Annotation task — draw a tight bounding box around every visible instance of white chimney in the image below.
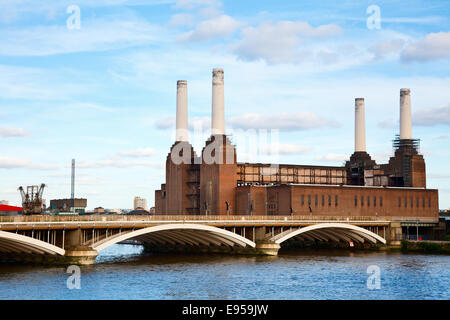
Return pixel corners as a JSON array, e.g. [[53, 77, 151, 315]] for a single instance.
[[354, 98, 366, 152], [400, 88, 412, 139], [211, 68, 225, 135], [176, 80, 188, 142]]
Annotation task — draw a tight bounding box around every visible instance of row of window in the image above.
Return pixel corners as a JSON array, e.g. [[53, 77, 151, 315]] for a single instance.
[[398, 197, 431, 208], [355, 196, 383, 207], [301, 194, 338, 207], [298, 194, 433, 209]]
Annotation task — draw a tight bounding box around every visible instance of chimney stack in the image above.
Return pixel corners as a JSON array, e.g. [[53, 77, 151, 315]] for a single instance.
[[211, 68, 225, 135], [354, 98, 366, 152], [400, 88, 412, 139], [176, 80, 188, 142]]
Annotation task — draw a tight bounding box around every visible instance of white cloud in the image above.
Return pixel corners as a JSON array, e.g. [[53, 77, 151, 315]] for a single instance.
[[228, 112, 339, 131], [0, 127, 29, 137], [156, 112, 338, 132], [377, 119, 395, 129], [428, 173, 450, 179], [0, 0, 174, 23], [0, 156, 31, 169], [155, 116, 210, 130], [174, 0, 221, 10], [401, 32, 450, 62], [0, 17, 163, 56], [67, 102, 117, 113], [315, 153, 348, 163], [155, 117, 176, 129], [118, 148, 157, 157], [370, 39, 406, 60], [0, 64, 93, 100], [234, 21, 343, 64], [341, 15, 444, 25], [178, 15, 243, 42], [0, 156, 58, 170], [77, 159, 164, 169], [261, 143, 313, 155], [413, 104, 450, 126], [168, 13, 195, 27]]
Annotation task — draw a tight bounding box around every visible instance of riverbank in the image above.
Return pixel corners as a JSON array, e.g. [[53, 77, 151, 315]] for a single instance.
[[401, 240, 450, 254]]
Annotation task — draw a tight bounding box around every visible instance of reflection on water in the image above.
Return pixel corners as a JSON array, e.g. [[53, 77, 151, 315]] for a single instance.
[[0, 244, 449, 300]]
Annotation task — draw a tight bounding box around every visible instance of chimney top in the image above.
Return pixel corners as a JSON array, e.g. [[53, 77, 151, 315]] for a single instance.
[[177, 80, 187, 86], [400, 88, 410, 95]]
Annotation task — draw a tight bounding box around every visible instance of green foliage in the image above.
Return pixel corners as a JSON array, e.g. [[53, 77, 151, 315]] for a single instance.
[[417, 241, 441, 252], [401, 240, 409, 251]]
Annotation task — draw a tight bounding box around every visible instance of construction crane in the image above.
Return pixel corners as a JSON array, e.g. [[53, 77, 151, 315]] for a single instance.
[[18, 184, 46, 215]]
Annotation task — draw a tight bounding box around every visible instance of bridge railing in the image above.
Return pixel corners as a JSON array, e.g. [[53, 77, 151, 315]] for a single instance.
[[0, 214, 438, 223]]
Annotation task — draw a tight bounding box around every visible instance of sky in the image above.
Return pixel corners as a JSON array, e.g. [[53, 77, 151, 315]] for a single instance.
[[0, 0, 449, 210]]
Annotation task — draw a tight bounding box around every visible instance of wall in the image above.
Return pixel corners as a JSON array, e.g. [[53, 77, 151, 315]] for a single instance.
[[235, 186, 267, 215], [288, 185, 438, 220], [199, 135, 237, 215]]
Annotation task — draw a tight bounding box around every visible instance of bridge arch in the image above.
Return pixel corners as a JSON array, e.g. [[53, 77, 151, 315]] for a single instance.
[[0, 230, 65, 256], [92, 224, 256, 252], [271, 223, 386, 245]]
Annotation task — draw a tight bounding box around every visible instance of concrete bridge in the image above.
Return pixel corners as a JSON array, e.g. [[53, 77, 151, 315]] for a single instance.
[[0, 215, 435, 264]]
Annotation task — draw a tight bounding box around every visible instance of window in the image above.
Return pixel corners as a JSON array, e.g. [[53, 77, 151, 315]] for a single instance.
[[335, 195, 338, 207], [404, 197, 407, 208], [301, 195, 304, 206], [308, 195, 311, 206], [367, 196, 370, 207], [428, 197, 431, 208], [315, 195, 318, 206], [361, 196, 364, 206], [398, 197, 401, 207], [328, 195, 332, 206], [322, 195, 325, 206], [374, 196, 377, 207], [410, 197, 413, 208], [380, 196, 383, 207], [416, 198, 419, 208], [354, 196, 358, 207], [422, 197, 425, 208]]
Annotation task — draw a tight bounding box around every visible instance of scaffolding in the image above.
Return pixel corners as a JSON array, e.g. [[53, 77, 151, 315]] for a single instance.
[[392, 135, 420, 155], [237, 163, 347, 186]]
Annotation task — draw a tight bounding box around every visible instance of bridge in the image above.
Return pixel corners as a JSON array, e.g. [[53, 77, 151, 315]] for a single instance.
[[0, 215, 436, 264]]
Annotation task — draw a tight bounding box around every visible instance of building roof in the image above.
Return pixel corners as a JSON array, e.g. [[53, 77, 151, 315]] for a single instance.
[[0, 205, 23, 212], [127, 209, 151, 215]]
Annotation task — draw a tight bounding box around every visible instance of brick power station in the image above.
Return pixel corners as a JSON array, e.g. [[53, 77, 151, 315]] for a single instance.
[[155, 69, 438, 221]]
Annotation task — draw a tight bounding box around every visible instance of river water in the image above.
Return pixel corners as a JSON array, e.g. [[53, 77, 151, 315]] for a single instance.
[[0, 244, 448, 300]]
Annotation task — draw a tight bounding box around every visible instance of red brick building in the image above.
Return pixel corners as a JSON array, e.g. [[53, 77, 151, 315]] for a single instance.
[[155, 70, 438, 222]]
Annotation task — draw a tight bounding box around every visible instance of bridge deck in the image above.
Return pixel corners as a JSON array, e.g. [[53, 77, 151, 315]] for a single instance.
[[0, 215, 437, 231]]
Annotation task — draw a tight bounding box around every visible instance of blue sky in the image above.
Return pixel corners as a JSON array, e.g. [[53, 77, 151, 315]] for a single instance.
[[0, 0, 449, 210]]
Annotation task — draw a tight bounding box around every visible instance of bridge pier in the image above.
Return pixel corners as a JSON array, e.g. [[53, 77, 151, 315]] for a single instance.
[[64, 248, 98, 265], [63, 229, 98, 265], [254, 241, 281, 256], [388, 222, 403, 248]]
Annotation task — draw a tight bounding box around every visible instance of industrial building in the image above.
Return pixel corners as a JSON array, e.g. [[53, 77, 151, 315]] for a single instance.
[[134, 196, 148, 210], [155, 69, 438, 221], [49, 198, 87, 214], [48, 159, 88, 214], [0, 205, 23, 216]]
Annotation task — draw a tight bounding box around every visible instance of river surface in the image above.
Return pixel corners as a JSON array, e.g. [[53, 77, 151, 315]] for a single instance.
[[0, 245, 449, 300]]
